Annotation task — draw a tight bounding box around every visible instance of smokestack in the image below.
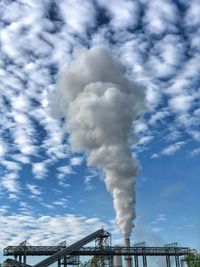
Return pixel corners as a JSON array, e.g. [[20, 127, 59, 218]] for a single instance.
[[114, 246, 122, 267], [114, 255, 122, 267], [125, 238, 132, 267]]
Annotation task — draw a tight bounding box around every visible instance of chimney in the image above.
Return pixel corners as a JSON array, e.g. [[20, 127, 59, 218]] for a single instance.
[[114, 255, 122, 267], [124, 238, 132, 267], [114, 246, 122, 267]]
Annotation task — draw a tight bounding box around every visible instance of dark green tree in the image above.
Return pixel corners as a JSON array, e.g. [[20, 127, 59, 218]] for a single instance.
[[184, 253, 200, 267], [79, 256, 102, 267]]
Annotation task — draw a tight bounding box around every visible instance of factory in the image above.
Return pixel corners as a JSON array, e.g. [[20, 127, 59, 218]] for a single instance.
[[3, 229, 191, 267]]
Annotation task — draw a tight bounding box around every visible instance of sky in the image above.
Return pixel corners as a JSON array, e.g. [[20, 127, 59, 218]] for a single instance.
[[0, 0, 200, 265]]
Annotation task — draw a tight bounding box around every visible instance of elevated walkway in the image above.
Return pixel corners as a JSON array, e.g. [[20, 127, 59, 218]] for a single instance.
[[3, 228, 191, 267]]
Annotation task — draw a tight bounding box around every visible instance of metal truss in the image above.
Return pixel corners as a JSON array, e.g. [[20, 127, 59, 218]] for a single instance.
[[3, 229, 192, 267], [70, 245, 190, 256], [94, 230, 113, 267], [4, 245, 190, 257]]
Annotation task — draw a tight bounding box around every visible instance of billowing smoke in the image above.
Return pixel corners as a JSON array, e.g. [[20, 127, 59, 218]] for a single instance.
[[50, 46, 145, 238]]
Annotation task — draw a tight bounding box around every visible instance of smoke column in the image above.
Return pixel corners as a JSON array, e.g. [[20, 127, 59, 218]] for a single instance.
[[50, 46, 145, 238]]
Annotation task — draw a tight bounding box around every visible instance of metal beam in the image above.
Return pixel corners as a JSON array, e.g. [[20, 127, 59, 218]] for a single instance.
[[4, 246, 191, 257], [3, 259, 31, 267], [33, 229, 109, 267]]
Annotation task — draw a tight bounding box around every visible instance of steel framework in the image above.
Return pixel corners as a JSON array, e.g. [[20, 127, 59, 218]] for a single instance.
[[3, 229, 192, 267]]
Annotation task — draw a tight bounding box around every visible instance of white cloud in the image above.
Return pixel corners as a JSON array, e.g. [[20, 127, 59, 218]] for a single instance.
[[1, 160, 21, 171], [162, 141, 186, 156], [32, 162, 48, 179], [52, 198, 68, 207], [184, 0, 200, 28], [57, 173, 71, 188], [84, 169, 99, 191], [11, 127, 37, 156], [157, 214, 167, 222], [27, 184, 42, 196], [12, 154, 30, 164], [98, 0, 139, 30], [151, 214, 167, 226], [21, 145, 37, 155], [138, 135, 154, 145], [190, 148, 200, 157], [149, 110, 170, 125], [165, 129, 182, 142], [169, 94, 195, 113], [59, 0, 96, 34], [0, 214, 108, 249], [151, 153, 159, 159], [0, 141, 7, 158], [70, 156, 83, 166], [143, 0, 178, 34], [57, 165, 74, 174], [1, 173, 20, 194], [188, 130, 200, 141], [145, 84, 162, 110], [148, 34, 185, 78], [0, 205, 10, 215], [134, 121, 148, 134]]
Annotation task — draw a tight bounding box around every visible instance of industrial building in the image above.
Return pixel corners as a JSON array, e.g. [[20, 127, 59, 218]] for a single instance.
[[3, 228, 191, 267]]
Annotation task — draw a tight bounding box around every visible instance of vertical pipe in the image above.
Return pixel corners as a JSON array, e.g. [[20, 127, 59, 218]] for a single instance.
[[142, 255, 147, 267], [180, 259, 184, 267], [125, 238, 132, 267], [175, 256, 180, 267], [134, 256, 139, 267], [166, 255, 171, 267]]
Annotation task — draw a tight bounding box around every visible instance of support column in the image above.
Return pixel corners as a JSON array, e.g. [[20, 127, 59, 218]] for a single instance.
[[166, 255, 171, 267], [180, 259, 184, 267], [58, 259, 61, 267], [23, 255, 26, 265], [175, 256, 180, 267], [63, 257, 67, 267], [142, 255, 147, 267], [125, 256, 132, 267], [23, 247, 27, 265], [19, 255, 22, 262], [134, 256, 139, 267]]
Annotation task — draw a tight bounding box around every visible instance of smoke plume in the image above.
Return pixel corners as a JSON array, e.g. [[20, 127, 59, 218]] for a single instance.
[[50, 46, 145, 238]]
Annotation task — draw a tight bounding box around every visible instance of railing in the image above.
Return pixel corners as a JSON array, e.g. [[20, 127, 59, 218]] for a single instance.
[[4, 245, 191, 257]]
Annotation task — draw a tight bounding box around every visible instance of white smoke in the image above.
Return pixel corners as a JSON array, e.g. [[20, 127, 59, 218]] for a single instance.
[[50, 46, 145, 238]]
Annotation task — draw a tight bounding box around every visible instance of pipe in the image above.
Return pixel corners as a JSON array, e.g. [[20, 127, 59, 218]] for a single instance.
[[114, 246, 122, 267], [114, 255, 122, 267], [124, 238, 132, 267]]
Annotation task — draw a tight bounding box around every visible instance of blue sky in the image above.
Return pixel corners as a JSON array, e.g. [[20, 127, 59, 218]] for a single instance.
[[0, 0, 200, 264]]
